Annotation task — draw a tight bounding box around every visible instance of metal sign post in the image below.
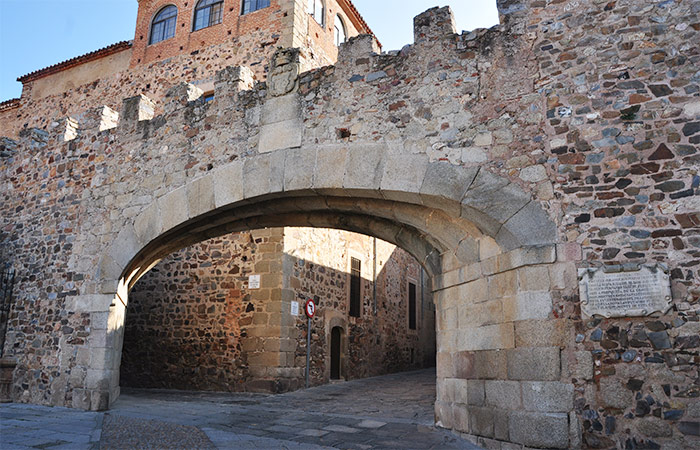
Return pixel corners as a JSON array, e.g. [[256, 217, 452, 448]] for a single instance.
[[304, 298, 315, 388]]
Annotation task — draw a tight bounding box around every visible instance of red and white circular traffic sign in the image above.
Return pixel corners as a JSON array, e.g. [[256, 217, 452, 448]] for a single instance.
[[305, 298, 316, 318]]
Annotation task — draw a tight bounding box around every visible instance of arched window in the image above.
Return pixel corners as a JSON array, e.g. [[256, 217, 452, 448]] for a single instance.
[[308, 0, 325, 26], [193, 0, 223, 31], [242, 0, 270, 15], [334, 15, 346, 46], [150, 5, 178, 44]]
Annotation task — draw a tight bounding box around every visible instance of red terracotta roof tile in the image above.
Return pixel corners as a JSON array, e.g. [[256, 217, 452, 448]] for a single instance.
[[17, 41, 133, 84], [0, 98, 20, 112], [340, 0, 381, 48]]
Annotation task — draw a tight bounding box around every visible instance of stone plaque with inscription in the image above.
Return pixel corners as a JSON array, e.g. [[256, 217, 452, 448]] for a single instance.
[[578, 264, 672, 318]]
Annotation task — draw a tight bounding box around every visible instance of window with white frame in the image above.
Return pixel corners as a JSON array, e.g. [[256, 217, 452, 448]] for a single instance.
[[308, 0, 325, 26], [150, 5, 178, 45], [193, 0, 223, 31], [334, 14, 346, 46], [242, 0, 270, 15]]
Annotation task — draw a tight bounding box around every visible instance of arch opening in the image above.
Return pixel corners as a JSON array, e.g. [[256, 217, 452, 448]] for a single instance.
[[83, 155, 570, 447], [119, 224, 437, 394]]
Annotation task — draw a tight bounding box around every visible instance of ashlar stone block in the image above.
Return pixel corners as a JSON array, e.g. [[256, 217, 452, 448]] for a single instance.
[[515, 319, 568, 348], [243, 154, 272, 199], [468, 406, 495, 438], [507, 347, 561, 381], [284, 147, 315, 193], [420, 162, 479, 217], [109, 225, 141, 269], [133, 202, 162, 246], [380, 151, 428, 204], [521, 381, 574, 413], [485, 380, 522, 409], [497, 201, 557, 250], [258, 119, 303, 153], [503, 291, 552, 322], [212, 160, 244, 208], [343, 144, 387, 195], [158, 186, 189, 233], [186, 175, 215, 219], [461, 170, 530, 237], [509, 411, 569, 449]]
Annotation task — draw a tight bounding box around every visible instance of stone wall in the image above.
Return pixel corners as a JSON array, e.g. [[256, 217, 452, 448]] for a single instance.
[[121, 229, 277, 392], [120, 227, 434, 393], [0, 0, 367, 139], [284, 227, 435, 385], [0, 2, 698, 449], [0, 26, 279, 138]]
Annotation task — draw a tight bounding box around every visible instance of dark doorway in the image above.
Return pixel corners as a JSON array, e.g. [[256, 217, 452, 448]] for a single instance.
[[331, 326, 342, 380]]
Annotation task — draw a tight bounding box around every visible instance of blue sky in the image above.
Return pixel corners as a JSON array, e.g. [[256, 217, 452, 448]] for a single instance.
[[0, 1, 499, 101]]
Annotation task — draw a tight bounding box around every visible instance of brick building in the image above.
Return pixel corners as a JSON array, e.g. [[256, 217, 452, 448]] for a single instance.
[[0, 0, 373, 138]]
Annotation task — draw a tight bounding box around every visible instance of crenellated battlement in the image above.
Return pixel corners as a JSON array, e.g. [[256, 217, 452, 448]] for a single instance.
[[1, 5, 514, 154], [1, 3, 699, 449]]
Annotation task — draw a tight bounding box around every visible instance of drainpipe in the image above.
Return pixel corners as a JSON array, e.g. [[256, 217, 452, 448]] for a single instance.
[[373, 237, 377, 315]]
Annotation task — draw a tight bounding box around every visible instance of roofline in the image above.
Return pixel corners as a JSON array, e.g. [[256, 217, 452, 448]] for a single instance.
[[17, 41, 133, 84], [0, 98, 20, 112], [338, 0, 381, 49]]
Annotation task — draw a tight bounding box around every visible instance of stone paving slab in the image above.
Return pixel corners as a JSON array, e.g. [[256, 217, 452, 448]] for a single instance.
[[0, 403, 102, 449], [0, 369, 481, 449]]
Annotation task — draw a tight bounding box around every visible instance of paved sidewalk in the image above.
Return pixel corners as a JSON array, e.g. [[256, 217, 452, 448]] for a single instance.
[[1, 369, 481, 449], [0, 403, 102, 449]]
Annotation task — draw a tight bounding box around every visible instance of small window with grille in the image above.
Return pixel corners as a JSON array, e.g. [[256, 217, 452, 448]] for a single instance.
[[194, 0, 224, 31], [349, 257, 361, 317], [150, 5, 178, 45]]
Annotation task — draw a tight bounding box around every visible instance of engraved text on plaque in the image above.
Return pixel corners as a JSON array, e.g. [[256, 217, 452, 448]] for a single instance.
[[578, 265, 672, 318]]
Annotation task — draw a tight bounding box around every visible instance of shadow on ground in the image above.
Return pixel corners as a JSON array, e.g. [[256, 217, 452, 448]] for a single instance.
[[1, 369, 482, 449]]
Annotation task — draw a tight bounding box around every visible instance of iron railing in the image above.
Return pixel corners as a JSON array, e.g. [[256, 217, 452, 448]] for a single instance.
[[0, 266, 15, 358]]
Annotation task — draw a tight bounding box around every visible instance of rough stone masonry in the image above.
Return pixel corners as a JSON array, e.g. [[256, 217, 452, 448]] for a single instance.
[[0, 1, 699, 449]]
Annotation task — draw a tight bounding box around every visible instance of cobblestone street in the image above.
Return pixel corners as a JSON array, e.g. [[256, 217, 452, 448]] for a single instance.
[[1, 369, 480, 449]]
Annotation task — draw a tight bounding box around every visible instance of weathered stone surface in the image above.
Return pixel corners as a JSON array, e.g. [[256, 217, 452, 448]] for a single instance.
[[258, 119, 303, 153], [485, 380, 522, 409], [1, 3, 698, 449], [599, 378, 633, 409], [212, 161, 244, 208], [507, 347, 560, 381], [509, 411, 569, 449], [158, 187, 189, 233], [561, 351, 593, 381], [420, 162, 478, 216], [521, 381, 573, 413]]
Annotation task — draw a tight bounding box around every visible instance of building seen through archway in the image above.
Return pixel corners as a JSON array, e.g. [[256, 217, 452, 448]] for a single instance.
[[120, 227, 436, 393]]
